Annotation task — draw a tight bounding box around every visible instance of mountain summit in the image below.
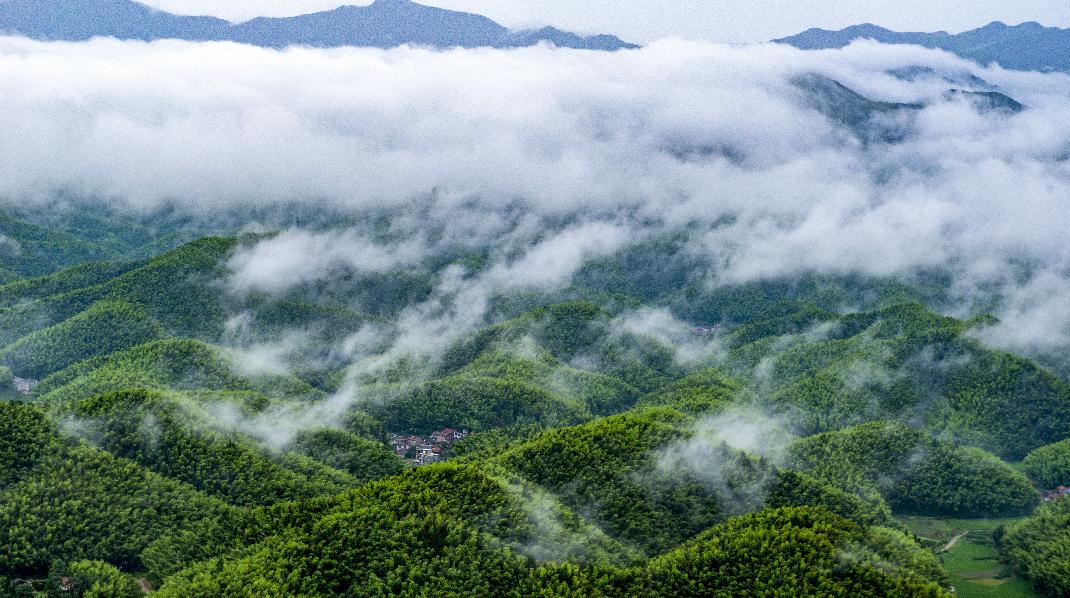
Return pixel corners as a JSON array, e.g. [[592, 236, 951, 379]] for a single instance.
[[776, 21, 1070, 72], [0, 0, 230, 41], [0, 0, 639, 50]]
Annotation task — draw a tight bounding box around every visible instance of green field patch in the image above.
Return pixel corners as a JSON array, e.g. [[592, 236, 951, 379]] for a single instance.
[[902, 516, 1038, 598]]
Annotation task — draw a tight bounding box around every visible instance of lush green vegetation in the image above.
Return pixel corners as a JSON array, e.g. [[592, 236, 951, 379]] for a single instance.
[[4, 214, 1070, 596], [0, 206, 209, 280], [384, 374, 589, 433], [64, 389, 361, 506], [439, 300, 679, 394], [35, 338, 319, 404], [52, 560, 143, 597], [291, 428, 407, 482], [0, 260, 142, 309], [0, 439, 233, 574], [0, 213, 116, 278], [0, 401, 56, 488], [489, 404, 899, 556], [726, 302, 1070, 460], [789, 423, 1039, 517], [1023, 439, 1070, 488], [1000, 499, 1070, 597], [149, 464, 949, 597], [456, 349, 644, 416], [903, 516, 1039, 598], [0, 365, 14, 399], [97, 236, 238, 338], [641, 508, 949, 597], [0, 300, 165, 378], [496, 407, 714, 554], [638, 367, 743, 415]]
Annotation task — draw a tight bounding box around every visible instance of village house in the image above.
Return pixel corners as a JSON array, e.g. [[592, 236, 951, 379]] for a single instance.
[[389, 428, 472, 466], [12, 377, 36, 395], [430, 428, 469, 442], [414, 447, 440, 464], [690, 323, 724, 336], [1043, 485, 1070, 502]]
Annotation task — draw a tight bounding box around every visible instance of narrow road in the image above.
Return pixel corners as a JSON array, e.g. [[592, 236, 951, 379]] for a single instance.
[[938, 532, 968, 553]]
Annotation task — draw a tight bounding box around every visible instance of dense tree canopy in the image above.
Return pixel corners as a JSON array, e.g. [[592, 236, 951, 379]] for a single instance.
[[0, 300, 165, 378], [0, 440, 233, 574], [1024, 438, 1070, 488], [1, 213, 1066, 596], [788, 422, 1039, 517], [1001, 498, 1070, 597], [64, 389, 361, 506]]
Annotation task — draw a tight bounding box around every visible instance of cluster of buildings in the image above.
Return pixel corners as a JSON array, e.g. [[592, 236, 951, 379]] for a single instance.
[[11, 377, 36, 395], [389, 428, 471, 466], [1043, 485, 1070, 502], [690, 323, 724, 336], [56, 574, 151, 593]]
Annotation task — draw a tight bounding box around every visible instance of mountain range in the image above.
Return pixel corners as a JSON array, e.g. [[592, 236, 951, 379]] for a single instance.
[[0, 0, 638, 50], [1, 1, 1066, 71], [777, 21, 1070, 72]]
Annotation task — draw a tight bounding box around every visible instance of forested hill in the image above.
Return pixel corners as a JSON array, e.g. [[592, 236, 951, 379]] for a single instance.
[[1, 201, 1069, 596], [0, 0, 638, 50]]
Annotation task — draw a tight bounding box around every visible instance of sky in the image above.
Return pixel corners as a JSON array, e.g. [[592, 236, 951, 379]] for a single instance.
[[139, 0, 1070, 43]]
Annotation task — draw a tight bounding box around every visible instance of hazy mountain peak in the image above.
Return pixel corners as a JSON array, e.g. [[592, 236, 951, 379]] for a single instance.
[[849, 23, 892, 34], [366, 0, 425, 12], [777, 21, 1070, 72], [0, 0, 637, 50]]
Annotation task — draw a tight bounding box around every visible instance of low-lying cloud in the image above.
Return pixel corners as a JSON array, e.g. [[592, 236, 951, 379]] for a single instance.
[[227, 229, 428, 294], [2, 36, 1070, 356]]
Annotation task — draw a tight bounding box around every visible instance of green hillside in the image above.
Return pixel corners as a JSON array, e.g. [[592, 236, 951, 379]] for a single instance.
[[726, 302, 1070, 460], [63, 389, 365, 506], [788, 422, 1039, 517], [2, 223, 1070, 597], [0, 300, 165, 378], [35, 338, 320, 404]]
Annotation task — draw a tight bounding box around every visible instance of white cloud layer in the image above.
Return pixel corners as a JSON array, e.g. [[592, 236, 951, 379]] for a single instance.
[[3, 36, 1070, 355], [227, 229, 427, 293]]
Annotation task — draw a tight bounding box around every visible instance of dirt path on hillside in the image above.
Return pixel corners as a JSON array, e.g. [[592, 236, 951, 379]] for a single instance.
[[938, 532, 968, 553]]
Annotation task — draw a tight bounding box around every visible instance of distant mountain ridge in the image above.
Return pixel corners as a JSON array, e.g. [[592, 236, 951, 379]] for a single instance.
[[0, 0, 638, 50], [776, 21, 1070, 72]]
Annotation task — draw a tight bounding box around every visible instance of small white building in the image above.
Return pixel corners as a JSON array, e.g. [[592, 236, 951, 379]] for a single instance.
[[12, 377, 36, 395]]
